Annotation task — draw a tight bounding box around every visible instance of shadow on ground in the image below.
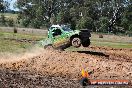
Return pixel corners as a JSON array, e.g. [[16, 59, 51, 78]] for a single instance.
[[77, 51, 109, 57]]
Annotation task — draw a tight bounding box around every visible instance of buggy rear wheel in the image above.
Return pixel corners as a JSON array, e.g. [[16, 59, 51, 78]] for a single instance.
[[82, 39, 90, 47]]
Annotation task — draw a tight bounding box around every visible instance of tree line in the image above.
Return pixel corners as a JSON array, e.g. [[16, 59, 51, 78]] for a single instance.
[[0, 0, 14, 27], [0, 0, 132, 34]]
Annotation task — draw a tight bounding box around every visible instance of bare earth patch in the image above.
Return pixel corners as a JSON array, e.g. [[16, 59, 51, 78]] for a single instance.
[[0, 46, 132, 87]]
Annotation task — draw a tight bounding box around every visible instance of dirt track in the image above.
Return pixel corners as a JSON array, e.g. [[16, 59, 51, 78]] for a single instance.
[[0, 46, 132, 88]]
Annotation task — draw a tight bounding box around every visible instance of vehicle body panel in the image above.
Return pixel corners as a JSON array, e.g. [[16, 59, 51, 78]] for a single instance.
[[41, 25, 91, 48]]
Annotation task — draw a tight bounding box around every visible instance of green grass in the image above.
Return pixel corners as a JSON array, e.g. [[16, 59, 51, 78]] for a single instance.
[[90, 33, 132, 49], [0, 32, 44, 53], [0, 32, 44, 40], [66, 41, 132, 51], [91, 41, 132, 48], [0, 31, 131, 53], [0, 13, 18, 16], [0, 39, 32, 53], [0, 13, 18, 20]]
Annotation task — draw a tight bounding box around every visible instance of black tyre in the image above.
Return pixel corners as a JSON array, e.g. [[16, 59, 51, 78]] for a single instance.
[[82, 39, 90, 47], [71, 37, 81, 48]]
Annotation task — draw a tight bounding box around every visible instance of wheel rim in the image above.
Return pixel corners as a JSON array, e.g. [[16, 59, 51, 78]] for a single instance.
[[72, 38, 81, 47]]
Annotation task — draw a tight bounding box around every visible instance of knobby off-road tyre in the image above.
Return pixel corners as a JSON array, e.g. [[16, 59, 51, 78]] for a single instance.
[[82, 39, 90, 47], [71, 37, 81, 48]]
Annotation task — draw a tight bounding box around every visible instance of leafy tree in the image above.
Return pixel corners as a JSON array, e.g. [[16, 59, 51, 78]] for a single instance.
[[15, 0, 132, 34], [0, 0, 9, 12], [0, 14, 6, 25], [121, 17, 129, 30], [98, 17, 109, 33], [129, 24, 132, 31], [7, 18, 14, 27], [17, 0, 63, 28], [76, 17, 94, 30], [21, 18, 30, 27], [31, 18, 42, 28]]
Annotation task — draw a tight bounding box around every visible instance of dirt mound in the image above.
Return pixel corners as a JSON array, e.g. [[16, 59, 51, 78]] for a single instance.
[[0, 46, 132, 87]]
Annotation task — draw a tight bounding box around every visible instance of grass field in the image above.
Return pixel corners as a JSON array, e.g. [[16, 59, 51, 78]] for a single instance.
[[0, 13, 131, 50], [0, 31, 132, 53], [0, 32, 44, 53], [0, 39, 32, 53], [0, 32, 44, 40], [90, 34, 132, 48], [91, 41, 132, 48], [0, 13, 18, 20]]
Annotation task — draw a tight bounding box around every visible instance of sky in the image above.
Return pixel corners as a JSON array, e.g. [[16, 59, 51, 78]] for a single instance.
[[5, 0, 19, 11]]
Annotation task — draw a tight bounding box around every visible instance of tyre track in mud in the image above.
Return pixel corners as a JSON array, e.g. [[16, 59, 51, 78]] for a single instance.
[[0, 46, 132, 87]]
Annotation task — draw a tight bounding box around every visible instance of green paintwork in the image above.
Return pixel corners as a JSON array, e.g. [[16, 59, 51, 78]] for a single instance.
[[40, 25, 81, 48]]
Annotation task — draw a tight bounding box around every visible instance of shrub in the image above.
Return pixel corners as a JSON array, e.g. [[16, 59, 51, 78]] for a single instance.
[[6, 18, 14, 27], [0, 14, 6, 26], [22, 18, 30, 27]]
